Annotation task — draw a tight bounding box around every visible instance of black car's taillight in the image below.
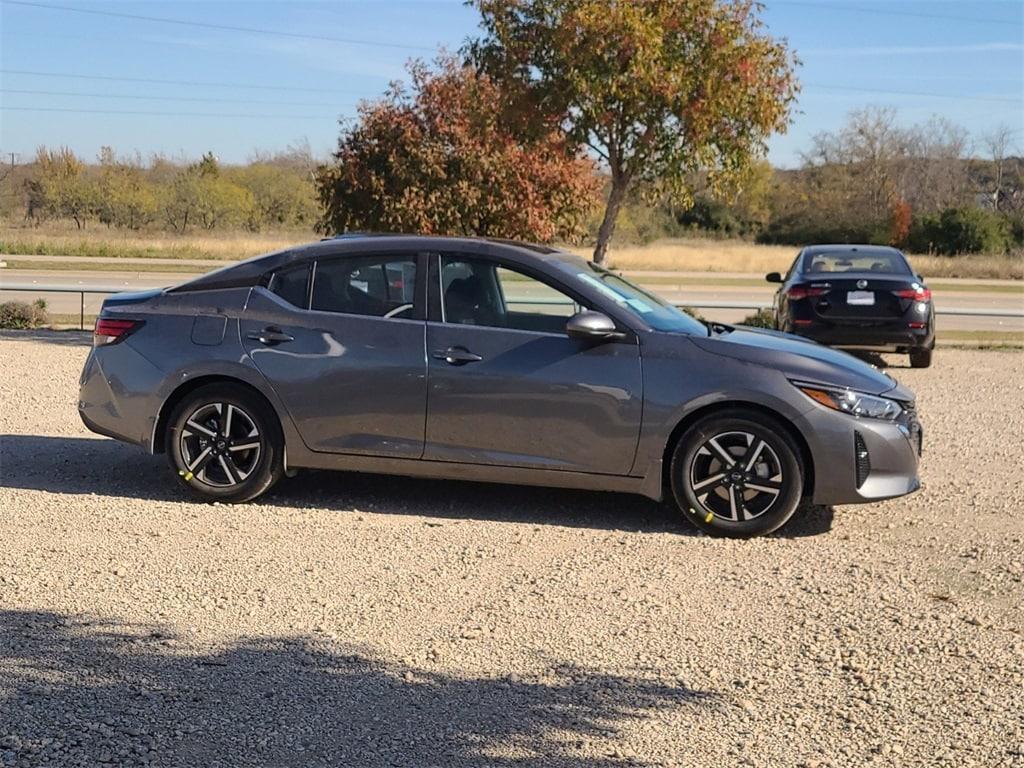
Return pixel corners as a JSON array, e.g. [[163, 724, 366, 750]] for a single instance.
[[854, 431, 871, 489], [894, 287, 931, 301], [787, 284, 827, 301], [93, 317, 144, 347]]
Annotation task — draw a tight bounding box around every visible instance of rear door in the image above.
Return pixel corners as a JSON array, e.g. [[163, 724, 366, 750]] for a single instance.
[[423, 253, 643, 475], [240, 252, 427, 458]]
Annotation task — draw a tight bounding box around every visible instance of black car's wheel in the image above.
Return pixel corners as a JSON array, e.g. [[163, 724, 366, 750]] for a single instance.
[[669, 410, 804, 538], [166, 384, 283, 503], [909, 348, 932, 368]]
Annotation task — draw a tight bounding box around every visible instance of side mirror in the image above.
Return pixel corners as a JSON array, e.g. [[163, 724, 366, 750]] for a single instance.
[[566, 310, 625, 342], [765, 272, 783, 284]]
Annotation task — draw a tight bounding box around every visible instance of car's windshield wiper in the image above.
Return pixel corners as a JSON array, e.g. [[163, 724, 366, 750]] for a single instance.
[[707, 321, 734, 336]]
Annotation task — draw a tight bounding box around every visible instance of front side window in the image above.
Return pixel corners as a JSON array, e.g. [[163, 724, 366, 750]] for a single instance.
[[440, 256, 583, 334], [312, 255, 417, 319]]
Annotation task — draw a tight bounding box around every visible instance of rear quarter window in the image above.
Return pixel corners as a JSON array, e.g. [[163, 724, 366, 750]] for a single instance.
[[269, 264, 310, 308]]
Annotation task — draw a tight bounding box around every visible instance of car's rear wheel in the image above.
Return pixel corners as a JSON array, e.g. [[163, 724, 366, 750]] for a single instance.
[[909, 348, 932, 368], [669, 410, 804, 538], [166, 384, 283, 503]]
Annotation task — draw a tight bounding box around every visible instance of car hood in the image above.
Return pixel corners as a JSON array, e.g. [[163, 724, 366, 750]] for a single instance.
[[687, 326, 909, 398]]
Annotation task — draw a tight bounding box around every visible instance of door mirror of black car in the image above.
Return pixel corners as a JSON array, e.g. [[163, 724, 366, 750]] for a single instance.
[[565, 311, 625, 342], [765, 272, 783, 283]]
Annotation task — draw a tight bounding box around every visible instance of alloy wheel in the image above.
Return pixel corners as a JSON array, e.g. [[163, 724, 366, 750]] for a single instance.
[[688, 430, 784, 522], [179, 402, 262, 488]]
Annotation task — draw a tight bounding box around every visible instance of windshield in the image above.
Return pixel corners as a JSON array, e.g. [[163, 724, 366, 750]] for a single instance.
[[577, 264, 707, 334]]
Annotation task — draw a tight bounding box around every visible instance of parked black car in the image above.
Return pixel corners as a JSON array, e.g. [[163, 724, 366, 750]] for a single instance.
[[767, 245, 935, 368]]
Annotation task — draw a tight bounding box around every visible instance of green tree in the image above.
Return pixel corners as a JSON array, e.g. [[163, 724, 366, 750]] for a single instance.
[[469, 0, 798, 263], [162, 153, 254, 232], [316, 56, 600, 242], [909, 207, 1011, 255], [33, 146, 97, 228], [97, 147, 159, 230], [229, 164, 318, 230]]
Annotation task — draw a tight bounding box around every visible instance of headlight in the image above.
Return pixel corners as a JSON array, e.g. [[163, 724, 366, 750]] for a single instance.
[[793, 381, 902, 421]]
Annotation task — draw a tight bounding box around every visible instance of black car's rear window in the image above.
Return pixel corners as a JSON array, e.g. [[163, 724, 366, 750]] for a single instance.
[[803, 251, 910, 275]]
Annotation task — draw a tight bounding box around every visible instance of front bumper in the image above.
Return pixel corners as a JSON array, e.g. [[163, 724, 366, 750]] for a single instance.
[[798, 402, 922, 507]]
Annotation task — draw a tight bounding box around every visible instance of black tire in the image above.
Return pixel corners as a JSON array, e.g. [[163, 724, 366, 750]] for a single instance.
[[165, 384, 284, 503], [909, 348, 932, 368], [669, 409, 804, 538]]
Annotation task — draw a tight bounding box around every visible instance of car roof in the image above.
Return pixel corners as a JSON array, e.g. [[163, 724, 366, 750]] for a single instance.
[[170, 234, 585, 293]]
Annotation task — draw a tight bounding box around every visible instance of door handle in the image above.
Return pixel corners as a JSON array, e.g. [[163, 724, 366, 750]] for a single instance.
[[247, 327, 294, 345], [432, 346, 483, 366]]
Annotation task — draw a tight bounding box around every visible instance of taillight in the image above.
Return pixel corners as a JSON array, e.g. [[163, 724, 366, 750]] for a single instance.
[[93, 317, 144, 347], [787, 285, 828, 301], [895, 287, 931, 301]]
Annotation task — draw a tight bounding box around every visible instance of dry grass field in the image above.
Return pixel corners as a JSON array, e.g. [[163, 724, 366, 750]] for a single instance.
[[577, 240, 1024, 280], [2, 224, 1022, 279], [0, 226, 302, 262]]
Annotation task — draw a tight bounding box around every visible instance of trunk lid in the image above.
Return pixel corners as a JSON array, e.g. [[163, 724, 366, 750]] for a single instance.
[[803, 272, 916, 323]]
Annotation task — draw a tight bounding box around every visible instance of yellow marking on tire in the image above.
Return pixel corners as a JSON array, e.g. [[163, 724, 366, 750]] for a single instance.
[[179, 470, 194, 481]]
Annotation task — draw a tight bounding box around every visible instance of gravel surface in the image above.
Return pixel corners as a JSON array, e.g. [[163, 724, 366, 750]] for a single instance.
[[1, 331, 1022, 768]]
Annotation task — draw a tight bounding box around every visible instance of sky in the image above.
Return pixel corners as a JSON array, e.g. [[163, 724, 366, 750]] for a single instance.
[[0, 0, 1021, 169]]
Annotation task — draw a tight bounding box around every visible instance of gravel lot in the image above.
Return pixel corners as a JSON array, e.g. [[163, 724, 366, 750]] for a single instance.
[[1, 332, 1022, 768]]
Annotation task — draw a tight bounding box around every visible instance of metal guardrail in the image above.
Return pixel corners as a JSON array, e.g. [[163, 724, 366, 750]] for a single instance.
[[0, 282, 1022, 330]]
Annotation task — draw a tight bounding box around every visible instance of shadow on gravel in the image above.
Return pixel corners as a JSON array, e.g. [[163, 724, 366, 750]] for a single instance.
[[0, 609, 715, 767], [0, 435, 833, 538], [0, 329, 92, 347], [846, 351, 910, 370]]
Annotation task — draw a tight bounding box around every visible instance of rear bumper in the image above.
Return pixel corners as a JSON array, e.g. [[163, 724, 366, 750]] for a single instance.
[[792, 321, 933, 351], [797, 403, 922, 507], [78, 344, 163, 450]]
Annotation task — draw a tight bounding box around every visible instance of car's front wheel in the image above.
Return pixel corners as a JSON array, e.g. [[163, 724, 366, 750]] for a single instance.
[[166, 384, 284, 503], [669, 410, 804, 537]]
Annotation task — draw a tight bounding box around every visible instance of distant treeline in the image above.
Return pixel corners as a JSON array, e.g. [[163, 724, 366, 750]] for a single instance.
[[3, 143, 319, 234], [611, 109, 1023, 256], [3, 108, 1021, 255]]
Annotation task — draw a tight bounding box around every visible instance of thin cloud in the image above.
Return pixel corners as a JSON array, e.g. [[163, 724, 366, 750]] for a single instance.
[[802, 42, 1023, 57]]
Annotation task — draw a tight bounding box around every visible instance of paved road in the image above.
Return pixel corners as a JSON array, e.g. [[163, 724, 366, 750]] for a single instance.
[[2, 267, 1021, 333]]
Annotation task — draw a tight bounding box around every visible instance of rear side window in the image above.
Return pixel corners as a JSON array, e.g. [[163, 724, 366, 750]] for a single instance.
[[312, 255, 417, 318], [269, 264, 310, 308]]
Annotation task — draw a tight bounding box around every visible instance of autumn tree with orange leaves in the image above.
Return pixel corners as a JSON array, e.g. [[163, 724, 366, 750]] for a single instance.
[[469, 0, 799, 263], [316, 57, 600, 242]]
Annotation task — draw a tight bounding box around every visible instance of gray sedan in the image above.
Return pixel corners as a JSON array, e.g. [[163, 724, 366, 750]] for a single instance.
[[79, 235, 923, 537]]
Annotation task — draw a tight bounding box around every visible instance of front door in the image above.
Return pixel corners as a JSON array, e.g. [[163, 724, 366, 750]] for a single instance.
[[424, 254, 643, 475], [240, 252, 427, 458]]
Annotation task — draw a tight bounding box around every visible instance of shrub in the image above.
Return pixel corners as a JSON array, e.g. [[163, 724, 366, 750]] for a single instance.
[[680, 306, 706, 322], [908, 207, 1011, 255], [676, 197, 746, 237], [738, 307, 775, 328], [756, 214, 880, 247], [0, 299, 49, 329]]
